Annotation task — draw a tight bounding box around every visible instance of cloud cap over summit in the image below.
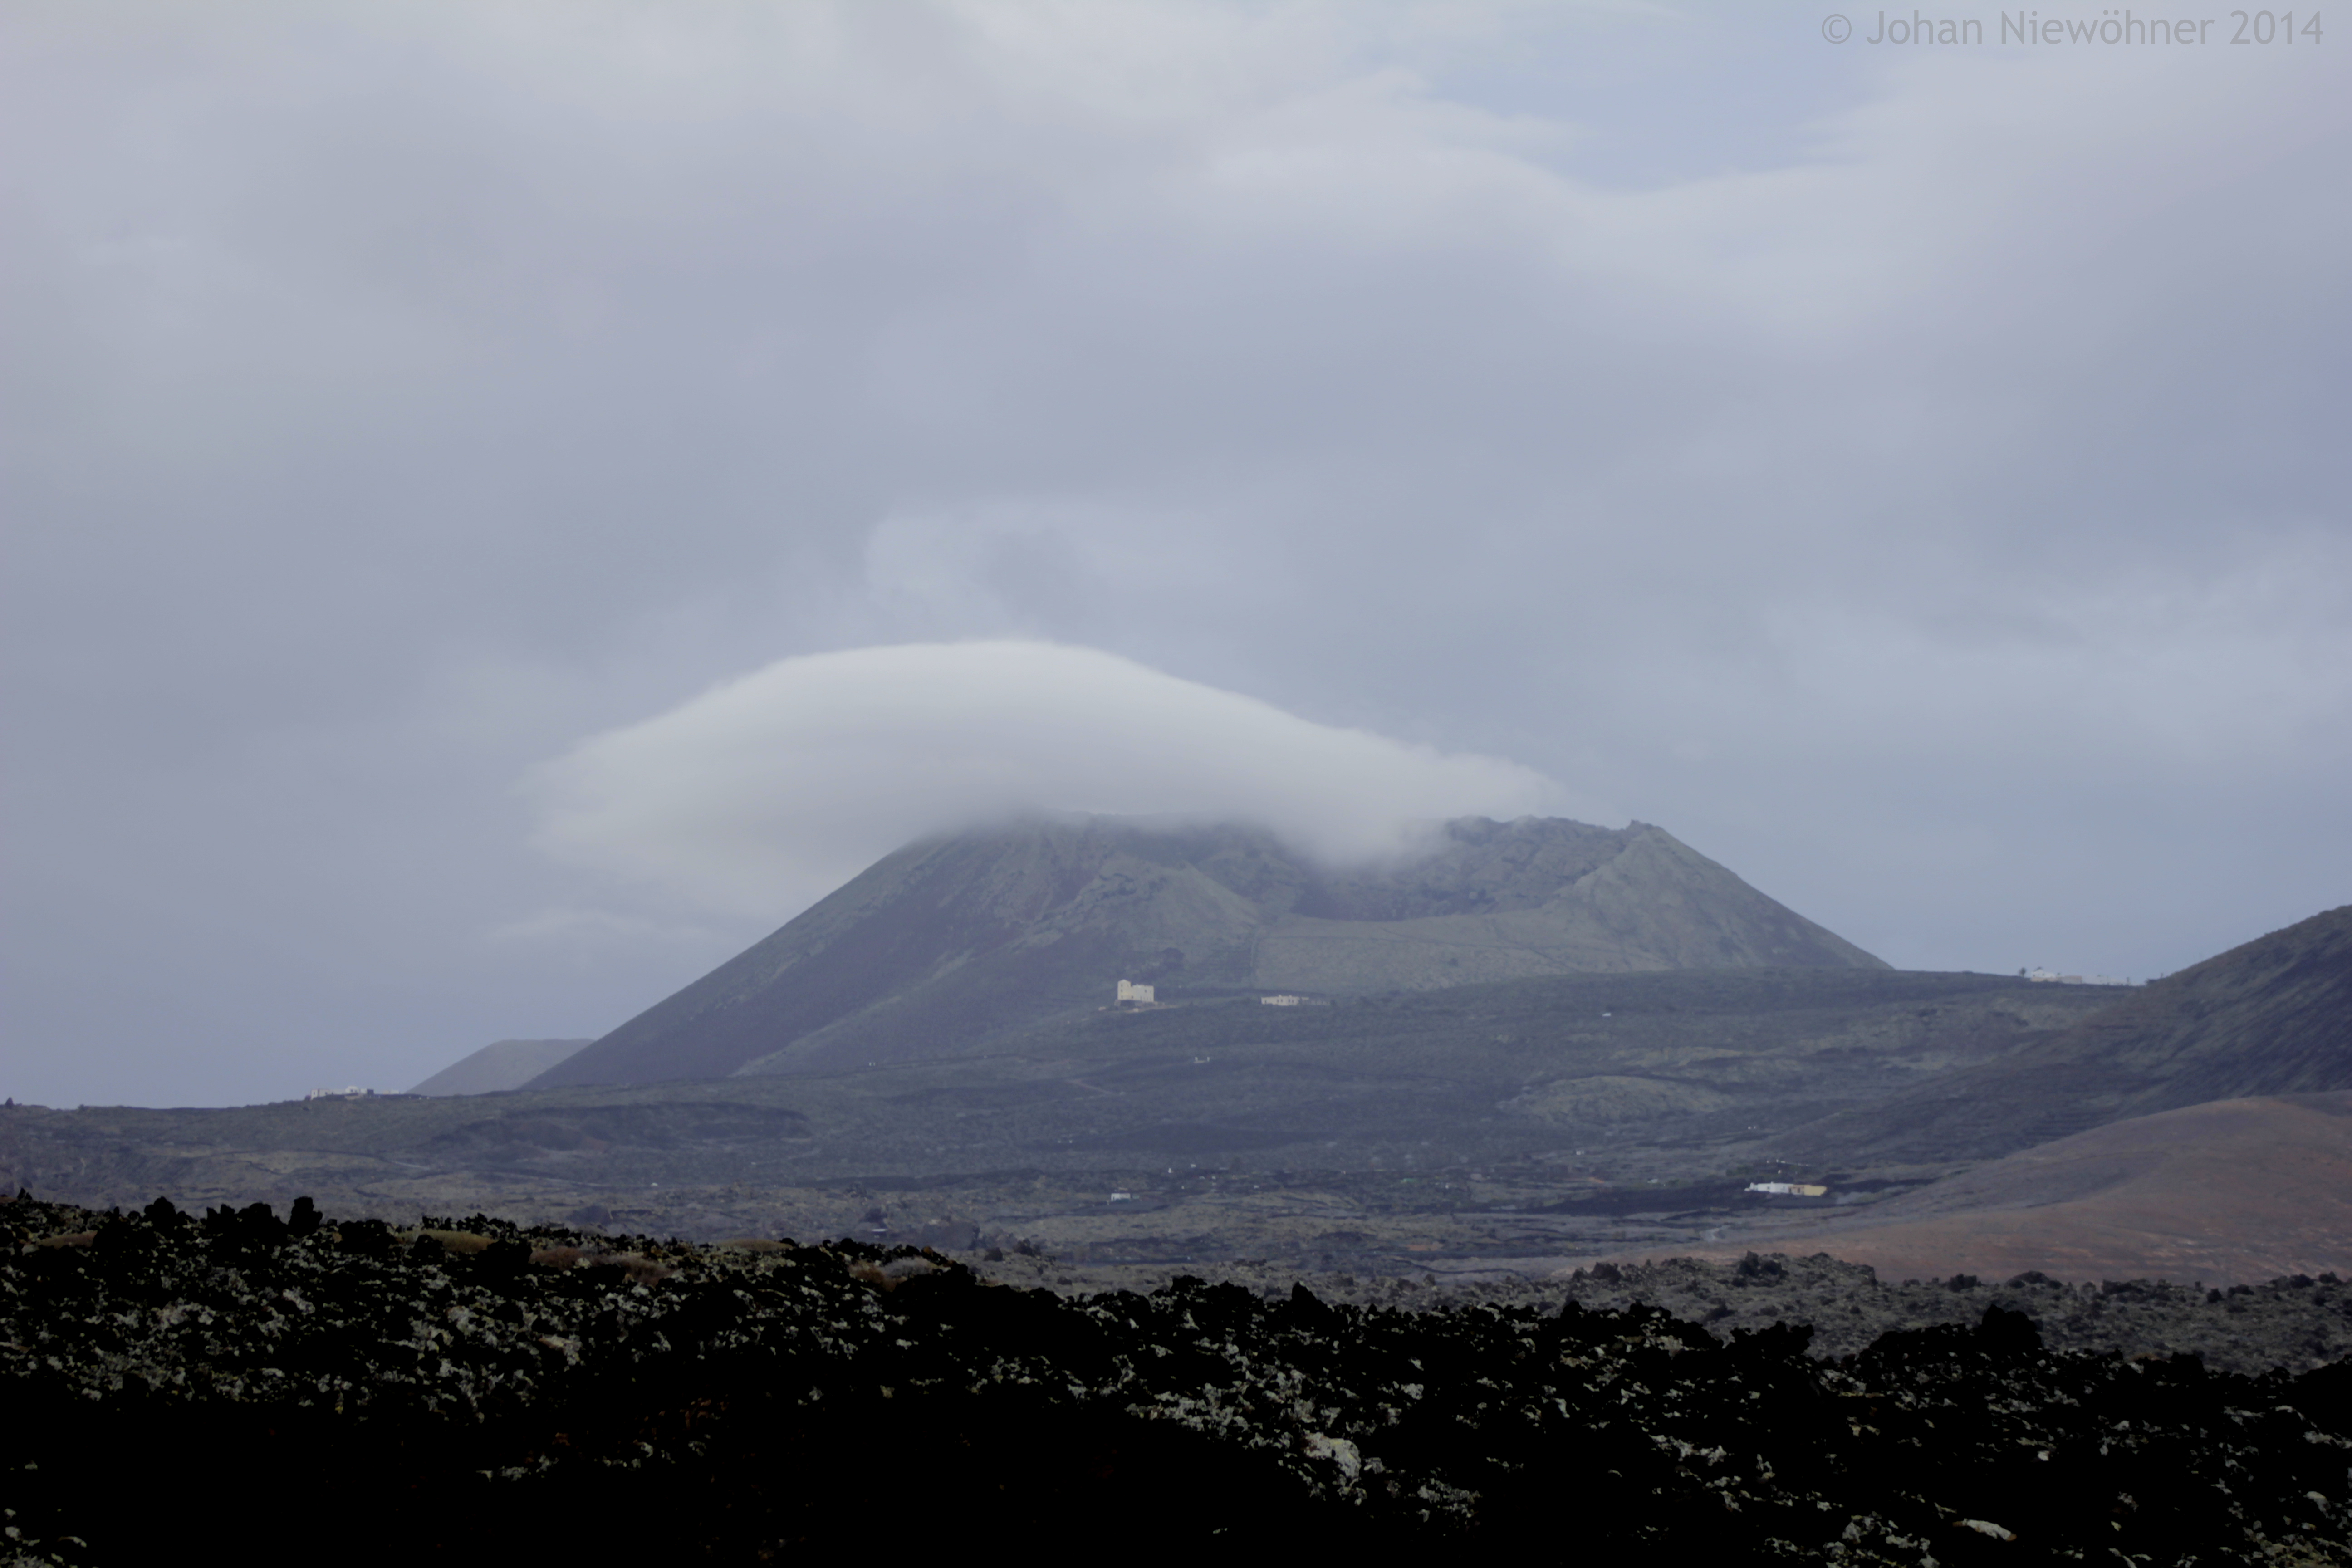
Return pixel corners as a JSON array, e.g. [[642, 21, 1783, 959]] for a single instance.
[[525, 641, 1576, 917]]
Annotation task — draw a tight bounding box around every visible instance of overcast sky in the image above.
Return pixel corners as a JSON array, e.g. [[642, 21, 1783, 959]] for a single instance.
[[5, 2, 2345, 1109]]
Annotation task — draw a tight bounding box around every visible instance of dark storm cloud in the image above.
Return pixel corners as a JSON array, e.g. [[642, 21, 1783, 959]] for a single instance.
[[3, 3, 2343, 1106]]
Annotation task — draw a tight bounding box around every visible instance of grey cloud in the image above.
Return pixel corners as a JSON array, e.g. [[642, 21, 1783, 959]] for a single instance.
[[3, 2, 2343, 1106]]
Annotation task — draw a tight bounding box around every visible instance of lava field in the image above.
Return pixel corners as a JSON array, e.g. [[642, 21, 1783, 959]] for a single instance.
[[4, 1194, 2347, 1563]]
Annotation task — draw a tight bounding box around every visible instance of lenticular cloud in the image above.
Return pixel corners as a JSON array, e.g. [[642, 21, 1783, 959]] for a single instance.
[[526, 641, 1571, 915]]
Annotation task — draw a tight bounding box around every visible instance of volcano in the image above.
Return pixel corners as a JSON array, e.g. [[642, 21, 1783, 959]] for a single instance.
[[529, 814, 1886, 1089]]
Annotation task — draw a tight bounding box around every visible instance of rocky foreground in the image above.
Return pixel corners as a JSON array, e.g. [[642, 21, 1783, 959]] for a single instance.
[[5, 1196, 2349, 1563], [975, 1248, 2352, 1374]]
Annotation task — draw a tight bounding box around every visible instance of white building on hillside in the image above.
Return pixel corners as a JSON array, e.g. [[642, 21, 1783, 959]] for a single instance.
[[2024, 968, 2132, 986], [1116, 980, 1155, 1004]]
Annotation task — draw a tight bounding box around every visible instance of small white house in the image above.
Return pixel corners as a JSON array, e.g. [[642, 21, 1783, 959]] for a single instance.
[[1116, 980, 1155, 1004], [1260, 994, 1306, 1007], [2025, 968, 2132, 986]]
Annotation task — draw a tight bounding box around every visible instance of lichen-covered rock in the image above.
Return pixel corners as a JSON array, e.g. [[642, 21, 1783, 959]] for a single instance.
[[3, 1194, 2347, 1563]]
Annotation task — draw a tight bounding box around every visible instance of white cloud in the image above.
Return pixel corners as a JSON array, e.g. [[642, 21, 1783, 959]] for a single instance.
[[525, 641, 1575, 915]]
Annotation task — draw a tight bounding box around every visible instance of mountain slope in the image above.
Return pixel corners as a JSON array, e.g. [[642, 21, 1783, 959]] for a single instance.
[[1640, 1092, 2352, 1286], [1764, 904, 2352, 1165], [529, 814, 1884, 1090], [408, 1039, 593, 1097], [1256, 825, 1883, 990]]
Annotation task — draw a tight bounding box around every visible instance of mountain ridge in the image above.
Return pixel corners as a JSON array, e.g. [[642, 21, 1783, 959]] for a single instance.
[[408, 1039, 593, 1097], [529, 814, 1886, 1090], [1759, 903, 2352, 1165]]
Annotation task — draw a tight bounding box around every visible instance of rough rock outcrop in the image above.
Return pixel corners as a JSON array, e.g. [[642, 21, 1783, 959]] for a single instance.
[[4, 1193, 2345, 1561]]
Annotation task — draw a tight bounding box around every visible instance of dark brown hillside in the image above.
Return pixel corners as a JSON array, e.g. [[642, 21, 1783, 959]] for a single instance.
[[1764, 903, 2352, 1165], [1611, 1091, 2352, 1286], [529, 814, 1885, 1089]]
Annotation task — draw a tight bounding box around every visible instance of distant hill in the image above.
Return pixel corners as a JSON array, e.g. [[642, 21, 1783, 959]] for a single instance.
[[0, 966, 2103, 1212], [408, 1039, 593, 1096], [1628, 1092, 2352, 1286], [529, 815, 1886, 1089], [1763, 904, 2352, 1165]]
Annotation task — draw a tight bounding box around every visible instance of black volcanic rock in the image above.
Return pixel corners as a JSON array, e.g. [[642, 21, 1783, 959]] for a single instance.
[[3, 1194, 2347, 1561], [1767, 904, 2352, 1165], [533, 814, 1885, 1089]]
